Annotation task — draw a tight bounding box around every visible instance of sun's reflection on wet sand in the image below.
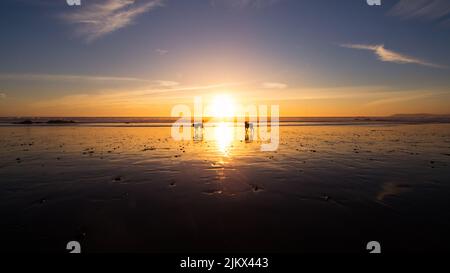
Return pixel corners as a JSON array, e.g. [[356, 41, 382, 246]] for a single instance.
[[199, 121, 239, 157], [214, 122, 235, 155]]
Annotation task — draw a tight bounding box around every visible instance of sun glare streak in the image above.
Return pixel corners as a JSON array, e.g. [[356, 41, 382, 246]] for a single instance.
[[210, 94, 236, 118], [214, 122, 234, 155]]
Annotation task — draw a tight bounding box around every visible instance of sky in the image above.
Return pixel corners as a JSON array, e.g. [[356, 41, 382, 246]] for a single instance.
[[0, 0, 450, 117]]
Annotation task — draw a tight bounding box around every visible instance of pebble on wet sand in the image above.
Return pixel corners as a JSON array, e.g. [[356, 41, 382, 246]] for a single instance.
[[251, 184, 264, 192]]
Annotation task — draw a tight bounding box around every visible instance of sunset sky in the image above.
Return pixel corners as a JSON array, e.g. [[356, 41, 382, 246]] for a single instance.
[[0, 0, 450, 117]]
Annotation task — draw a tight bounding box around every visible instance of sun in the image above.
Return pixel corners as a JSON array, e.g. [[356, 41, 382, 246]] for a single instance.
[[210, 94, 236, 118]]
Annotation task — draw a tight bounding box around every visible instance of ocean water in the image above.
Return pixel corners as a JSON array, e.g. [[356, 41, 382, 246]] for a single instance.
[[0, 123, 449, 252], [1, 115, 449, 125]]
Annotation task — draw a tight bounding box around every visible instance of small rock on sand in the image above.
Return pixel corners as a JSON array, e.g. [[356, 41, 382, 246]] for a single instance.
[[113, 176, 122, 182], [203, 189, 222, 195], [251, 184, 264, 192]]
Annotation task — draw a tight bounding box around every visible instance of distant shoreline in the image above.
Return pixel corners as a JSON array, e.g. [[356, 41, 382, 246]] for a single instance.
[[1, 115, 450, 125], [1, 119, 450, 128]]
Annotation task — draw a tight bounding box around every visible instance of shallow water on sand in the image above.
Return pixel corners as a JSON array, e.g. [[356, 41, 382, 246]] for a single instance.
[[0, 124, 449, 252]]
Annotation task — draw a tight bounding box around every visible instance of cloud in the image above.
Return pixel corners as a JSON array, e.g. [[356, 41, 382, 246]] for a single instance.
[[340, 44, 446, 68], [388, 0, 450, 21], [0, 73, 150, 83], [26, 82, 240, 116], [61, 0, 164, 42], [262, 82, 287, 89], [155, 80, 179, 87], [253, 85, 393, 101], [156, 49, 169, 55], [0, 73, 183, 91], [0, 93, 6, 99], [211, 0, 281, 8], [364, 91, 437, 107]]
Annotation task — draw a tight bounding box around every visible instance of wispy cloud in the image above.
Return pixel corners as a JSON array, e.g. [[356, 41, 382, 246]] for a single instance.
[[340, 44, 446, 68], [0, 93, 6, 99], [0, 73, 150, 83], [388, 0, 450, 21], [0, 74, 190, 94], [61, 0, 164, 42], [253, 85, 394, 101], [156, 48, 169, 55], [211, 0, 281, 8], [262, 82, 287, 89], [26, 82, 240, 116], [154, 80, 179, 87], [364, 91, 438, 106]]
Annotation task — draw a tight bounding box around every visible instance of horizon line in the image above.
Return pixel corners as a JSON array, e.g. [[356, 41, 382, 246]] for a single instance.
[[1, 114, 450, 119]]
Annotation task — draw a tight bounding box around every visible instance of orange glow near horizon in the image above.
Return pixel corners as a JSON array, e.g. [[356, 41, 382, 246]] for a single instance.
[[1, 87, 450, 117]]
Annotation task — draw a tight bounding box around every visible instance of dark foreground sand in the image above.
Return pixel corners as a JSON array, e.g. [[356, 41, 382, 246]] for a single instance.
[[0, 124, 449, 253]]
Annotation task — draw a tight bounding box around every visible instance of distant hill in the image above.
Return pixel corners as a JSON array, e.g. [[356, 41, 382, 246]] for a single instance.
[[390, 114, 450, 118]]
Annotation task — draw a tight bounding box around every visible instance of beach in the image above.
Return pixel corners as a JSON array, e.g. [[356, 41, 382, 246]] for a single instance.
[[0, 123, 449, 252]]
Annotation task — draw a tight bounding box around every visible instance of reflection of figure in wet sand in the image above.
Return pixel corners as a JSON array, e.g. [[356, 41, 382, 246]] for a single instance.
[[192, 122, 203, 141], [245, 121, 254, 142]]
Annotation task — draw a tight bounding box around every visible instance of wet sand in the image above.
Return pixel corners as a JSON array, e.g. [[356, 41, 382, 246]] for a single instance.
[[0, 124, 449, 252]]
